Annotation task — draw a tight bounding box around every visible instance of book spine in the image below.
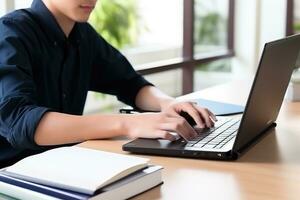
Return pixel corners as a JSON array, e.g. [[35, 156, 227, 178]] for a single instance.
[[90, 168, 163, 200], [0, 174, 89, 200], [0, 181, 56, 200]]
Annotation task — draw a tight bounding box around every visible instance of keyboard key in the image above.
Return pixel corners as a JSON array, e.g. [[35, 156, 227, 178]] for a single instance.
[[185, 117, 240, 149], [193, 143, 206, 148], [202, 144, 217, 149], [185, 143, 194, 147]]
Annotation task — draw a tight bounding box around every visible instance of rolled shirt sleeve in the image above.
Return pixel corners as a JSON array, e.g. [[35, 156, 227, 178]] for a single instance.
[[88, 25, 153, 108], [0, 18, 51, 150]]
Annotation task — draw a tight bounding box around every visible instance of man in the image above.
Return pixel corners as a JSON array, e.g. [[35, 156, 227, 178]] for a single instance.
[[0, 0, 215, 167]]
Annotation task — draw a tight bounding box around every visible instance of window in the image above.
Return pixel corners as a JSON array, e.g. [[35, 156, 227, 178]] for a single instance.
[[194, 58, 233, 92], [286, 0, 300, 35], [181, 0, 234, 94], [89, 0, 234, 87], [286, 0, 300, 83], [193, 0, 233, 91], [0, 2, 6, 17], [14, 0, 32, 9], [89, 0, 184, 68], [123, 0, 184, 67], [194, 0, 229, 56]]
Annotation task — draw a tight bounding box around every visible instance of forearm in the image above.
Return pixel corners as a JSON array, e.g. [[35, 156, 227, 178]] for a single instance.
[[135, 86, 175, 111], [34, 112, 128, 146]]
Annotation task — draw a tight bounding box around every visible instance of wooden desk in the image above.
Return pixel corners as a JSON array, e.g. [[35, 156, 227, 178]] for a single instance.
[[79, 81, 300, 200]]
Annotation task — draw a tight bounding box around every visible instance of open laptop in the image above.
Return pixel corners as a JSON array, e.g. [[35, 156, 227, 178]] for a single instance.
[[123, 34, 300, 160]]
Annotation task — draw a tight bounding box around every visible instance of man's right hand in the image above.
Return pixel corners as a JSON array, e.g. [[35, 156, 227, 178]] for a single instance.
[[124, 112, 198, 141]]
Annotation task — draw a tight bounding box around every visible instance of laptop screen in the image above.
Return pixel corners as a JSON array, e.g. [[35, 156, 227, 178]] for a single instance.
[[233, 35, 300, 152]]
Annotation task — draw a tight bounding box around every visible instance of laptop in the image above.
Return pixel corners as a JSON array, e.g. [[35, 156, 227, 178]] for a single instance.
[[123, 34, 300, 160]]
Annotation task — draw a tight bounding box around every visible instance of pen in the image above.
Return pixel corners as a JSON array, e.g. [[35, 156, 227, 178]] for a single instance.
[[119, 108, 158, 114]]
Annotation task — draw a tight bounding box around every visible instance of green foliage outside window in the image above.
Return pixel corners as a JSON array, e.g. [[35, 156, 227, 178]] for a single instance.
[[294, 22, 300, 33], [195, 12, 225, 46], [194, 1, 226, 46], [194, 1, 229, 72], [89, 0, 138, 49]]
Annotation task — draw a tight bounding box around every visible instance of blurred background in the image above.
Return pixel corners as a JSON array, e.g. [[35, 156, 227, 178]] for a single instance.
[[0, 0, 298, 113]]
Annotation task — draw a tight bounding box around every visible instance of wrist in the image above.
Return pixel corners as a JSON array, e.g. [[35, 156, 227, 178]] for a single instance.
[[159, 97, 176, 111], [90, 114, 129, 139], [121, 114, 134, 137]]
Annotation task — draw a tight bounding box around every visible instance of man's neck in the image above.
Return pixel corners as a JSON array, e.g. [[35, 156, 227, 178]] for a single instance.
[[54, 15, 75, 37], [42, 0, 74, 37]]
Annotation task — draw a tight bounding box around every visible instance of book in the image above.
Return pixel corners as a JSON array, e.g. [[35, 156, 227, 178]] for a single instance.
[[0, 146, 163, 199], [120, 98, 245, 116], [0, 165, 163, 200]]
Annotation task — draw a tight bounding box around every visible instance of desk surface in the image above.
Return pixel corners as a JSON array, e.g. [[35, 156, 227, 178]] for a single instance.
[[79, 80, 300, 200]]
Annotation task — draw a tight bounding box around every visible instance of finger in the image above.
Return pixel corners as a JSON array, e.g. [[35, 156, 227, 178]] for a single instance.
[[180, 104, 206, 128], [153, 130, 176, 141], [206, 109, 217, 122], [157, 122, 189, 141], [158, 121, 197, 140], [161, 113, 201, 129], [164, 109, 178, 118], [194, 106, 214, 128], [176, 117, 198, 138]]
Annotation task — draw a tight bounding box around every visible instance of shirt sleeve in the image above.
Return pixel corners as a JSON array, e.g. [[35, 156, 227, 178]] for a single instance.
[[0, 18, 51, 150], [88, 25, 153, 108]]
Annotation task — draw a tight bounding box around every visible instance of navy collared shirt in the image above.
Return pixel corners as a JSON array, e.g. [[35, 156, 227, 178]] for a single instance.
[[0, 0, 152, 163]]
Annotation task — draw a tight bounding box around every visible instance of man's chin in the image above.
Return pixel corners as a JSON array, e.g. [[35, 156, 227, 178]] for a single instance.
[[76, 19, 89, 23], [73, 16, 90, 23]]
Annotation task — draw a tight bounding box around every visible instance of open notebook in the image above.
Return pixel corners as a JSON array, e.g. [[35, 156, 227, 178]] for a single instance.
[[188, 98, 244, 116], [1, 146, 150, 195]]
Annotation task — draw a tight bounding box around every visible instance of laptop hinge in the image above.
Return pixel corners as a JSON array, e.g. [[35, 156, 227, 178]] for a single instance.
[[233, 122, 277, 157]]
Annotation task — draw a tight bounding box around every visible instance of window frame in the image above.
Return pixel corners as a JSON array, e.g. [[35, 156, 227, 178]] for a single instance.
[[286, 0, 294, 36], [137, 0, 235, 94]]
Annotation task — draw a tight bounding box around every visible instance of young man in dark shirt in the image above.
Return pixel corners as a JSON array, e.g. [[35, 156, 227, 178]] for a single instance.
[[0, 0, 216, 166]]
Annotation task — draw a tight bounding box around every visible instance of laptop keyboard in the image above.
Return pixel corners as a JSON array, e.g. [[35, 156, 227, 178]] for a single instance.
[[185, 117, 241, 149]]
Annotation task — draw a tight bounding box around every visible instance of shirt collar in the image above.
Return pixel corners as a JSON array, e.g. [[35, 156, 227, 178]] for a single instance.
[[30, 0, 82, 47]]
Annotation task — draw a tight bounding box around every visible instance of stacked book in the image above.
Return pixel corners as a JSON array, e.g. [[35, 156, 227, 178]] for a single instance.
[[0, 146, 163, 200]]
